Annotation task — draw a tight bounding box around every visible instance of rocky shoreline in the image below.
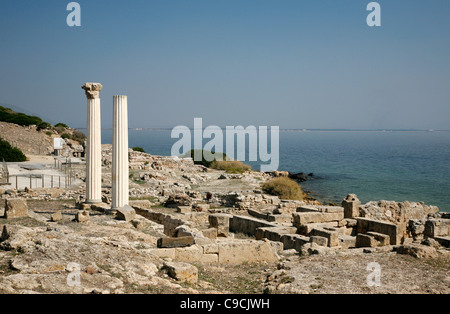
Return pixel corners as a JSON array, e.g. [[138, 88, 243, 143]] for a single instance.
[[0, 146, 449, 294]]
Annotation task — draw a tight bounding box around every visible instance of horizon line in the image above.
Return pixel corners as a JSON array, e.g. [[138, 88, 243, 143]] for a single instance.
[[73, 127, 450, 132]]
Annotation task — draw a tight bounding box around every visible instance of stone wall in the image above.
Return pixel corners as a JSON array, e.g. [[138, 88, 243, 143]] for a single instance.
[[211, 192, 281, 210], [229, 215, 278, 235], [360, 201, 439, 225], [133, 207, 189, 237], [356, 217, 402, 245], [149, 240, 280, 264]]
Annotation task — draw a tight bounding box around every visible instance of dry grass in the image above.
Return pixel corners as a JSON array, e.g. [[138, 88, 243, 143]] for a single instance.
[[261, 177, 305, 200], [210, 160, 252, 174]]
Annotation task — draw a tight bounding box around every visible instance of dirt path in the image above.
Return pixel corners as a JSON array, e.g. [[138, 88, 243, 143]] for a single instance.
[[270, 251, 450, 294]]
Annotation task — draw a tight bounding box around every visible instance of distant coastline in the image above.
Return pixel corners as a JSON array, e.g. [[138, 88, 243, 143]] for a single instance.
[[76, 127, 450, 132]]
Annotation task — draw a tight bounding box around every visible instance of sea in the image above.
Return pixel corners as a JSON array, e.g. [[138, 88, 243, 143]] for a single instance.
[[102, 129, 450, 212]]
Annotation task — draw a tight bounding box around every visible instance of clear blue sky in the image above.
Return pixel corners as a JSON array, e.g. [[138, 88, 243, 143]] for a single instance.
[[0, 0, 449, 130]]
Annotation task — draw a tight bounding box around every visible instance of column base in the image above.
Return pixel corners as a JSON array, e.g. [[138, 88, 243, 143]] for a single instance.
[[108, 204, 132, 215], [84, 199, 103, 205]]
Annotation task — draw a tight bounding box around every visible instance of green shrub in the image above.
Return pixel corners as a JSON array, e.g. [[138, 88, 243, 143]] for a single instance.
[[210, 160, 252, 173], [0, 138, 27, 162], [55, 123, 69, 129], [261, 177, 305, 201], [54, 123, 69, 134], [0, 106, 44, 126], [54, 126, 66, 134], [37, 122, 52, 131], [45, 131, 53, 137], [132, 147, 146, 153], [185, 150, 228, 167], [61, 133, 71, 139], [71, 130, 86, 144]]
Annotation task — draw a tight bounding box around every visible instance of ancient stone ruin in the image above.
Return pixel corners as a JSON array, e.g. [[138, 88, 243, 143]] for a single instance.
[[0, 83, 448, 294]]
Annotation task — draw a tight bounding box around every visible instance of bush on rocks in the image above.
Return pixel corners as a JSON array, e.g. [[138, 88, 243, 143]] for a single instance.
[[262, 177, 305, 201], [0, 137, 27, 162]]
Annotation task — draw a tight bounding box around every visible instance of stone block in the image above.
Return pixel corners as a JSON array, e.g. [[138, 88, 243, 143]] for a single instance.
[[163, 262, 198, 284], [309, 228, 340, 247], [128, 199, 152, 209], [90, 203, 110, 213], [4, 199, 28, 219], [255, 226, 297, 241], [342, 194, 361, 218], [229, 215, 277, 236], [293, 212, 322, 225], [367, 231, 390, 246], [296, 206, 319, 213], [297, 222, 339, 235], [356, 234, 378, 248], [297, 205, 344, 214], [424, 219, 450, 238], [174, 245, 204, 263], [267, 214, 292, 224], [202, 244, 219, 254], [75, 210, 90, 223], [339, 235, 356, 249], [341, 226, 355, 236], [202, 228, 218, 239], [175, 225, 194, 238], [177, 206, 192, 213], [310, 236, 328, 247], [176, 245, 217, 263], [163, 216, 188, 237], [217, 240, 279, 264], [248, 209, 268, 220], [50, 211, 63, 222], [293, 211, 344, 227], [157, 236, 195, 248], [356, 217, 402, 245], [148, 248, 176, 259], [281, 234, 310, 250], [199, 253, 219, 263], [294, 236, 311, 251], [209, 213, 233, 237], [193, 236, 212, 246], [267, 240, 284, 254], [79, 203, 91, 211], [115, 205, 136, 222], [408, 219, 426, 239], [344, 218, 358, 227], [321, 206, 345, 214], [434, 236, 450, 248]]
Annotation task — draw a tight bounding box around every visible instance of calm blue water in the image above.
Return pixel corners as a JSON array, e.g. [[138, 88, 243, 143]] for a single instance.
[[103, 130, 450, 212]]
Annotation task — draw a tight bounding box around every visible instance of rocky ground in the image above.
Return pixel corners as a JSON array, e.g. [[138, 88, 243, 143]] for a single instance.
[[0, 121, 84, 158], [268, 250, 449, 294], [0, 200, 448, 294], [0, 146, 449, 294], [0, 200, 273, 294], [0, 122, 53, 156]]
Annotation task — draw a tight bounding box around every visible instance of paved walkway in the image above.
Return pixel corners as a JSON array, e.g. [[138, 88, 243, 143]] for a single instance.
[[1, 155, 84, 190]]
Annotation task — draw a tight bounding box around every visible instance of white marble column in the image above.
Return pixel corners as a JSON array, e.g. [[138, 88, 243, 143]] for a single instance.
[[82, 83, 103, 204], [112, 95, 129, 210]]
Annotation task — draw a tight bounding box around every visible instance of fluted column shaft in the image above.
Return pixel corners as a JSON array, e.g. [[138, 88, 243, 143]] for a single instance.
[[112, 95, 129, 210], [82, 83, 103, 204]]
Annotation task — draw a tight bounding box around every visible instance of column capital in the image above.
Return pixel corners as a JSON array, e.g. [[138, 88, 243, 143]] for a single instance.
[[82, 82, 103, 99]]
